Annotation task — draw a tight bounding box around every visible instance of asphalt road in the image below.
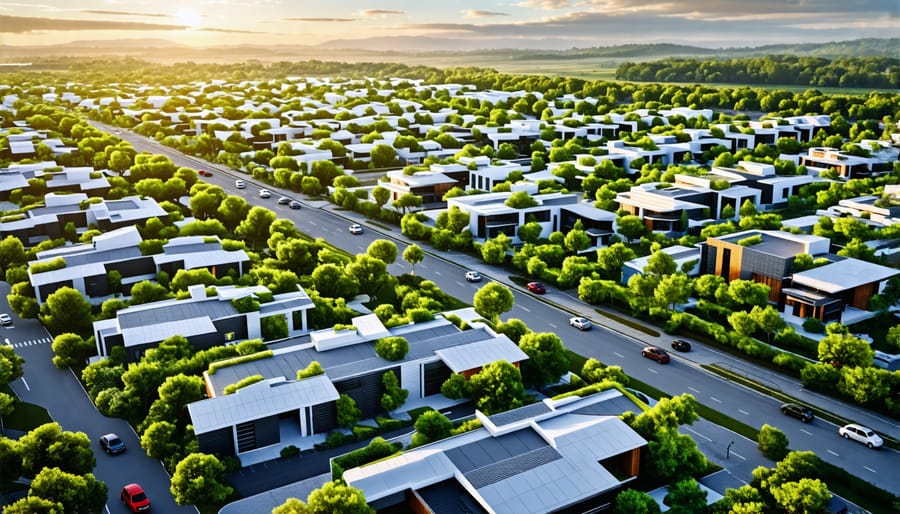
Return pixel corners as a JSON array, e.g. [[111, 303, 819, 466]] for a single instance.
[[88, 122, 900, 494], [1, 282, 195, 514]]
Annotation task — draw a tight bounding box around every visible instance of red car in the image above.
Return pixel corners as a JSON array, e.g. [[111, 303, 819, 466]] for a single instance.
[[526, 282, 546, 294], [198, 170, 213, 177], [121, 483, 151, 512], [641, 346, 670, 364]]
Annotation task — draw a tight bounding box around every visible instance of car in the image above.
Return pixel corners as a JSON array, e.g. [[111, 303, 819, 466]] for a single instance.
[[0, 313, 11, 326], [349, 224, 364, 235], [234, 179, 246, 189], [277, 196, 291, 205], [121, 483, 151, 512], [780, 403, 814, 423], [258, 189, 271, 198], [838, 423, 883, 448], [670, 339, 692, 352], [99, 433, 126, 455], [527, 282, 546, 294], [465, 271, 482, 282], [569, 317, 592, 330], [641, 346, 670, 364], [198, 170, 213, 177], [289, 201, 302, 210]]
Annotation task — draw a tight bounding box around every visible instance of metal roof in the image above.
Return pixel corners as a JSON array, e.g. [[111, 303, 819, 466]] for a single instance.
[[434, 336, 528, 374], [791, 259, 900, 293]]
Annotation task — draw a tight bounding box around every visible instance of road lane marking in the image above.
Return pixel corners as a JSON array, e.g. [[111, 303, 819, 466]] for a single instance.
[[710, 396, 723, 403], [730, 451, 746, 461], [20, 377, 29, 391], [827, 450, 839, 457], [800, 429, 813, 436], [455, 281, 465, 287], [737, 409, 749, 416], [308, 221, 317, 226], [688, 386, 700, 393], [647, 368, 659, 374], [864, 466, 876, 473], [548, 323, 557, 328], [613, 352, 624, 358], [434, 271, 441, 276], [684, 426, 712, 442], [519, 305, 531, 312]]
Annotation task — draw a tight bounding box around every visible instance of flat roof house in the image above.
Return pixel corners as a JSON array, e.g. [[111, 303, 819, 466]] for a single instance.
[[188, 315, 527, 458], [344, 389, 647, 514], [93, 283, 313, 361]]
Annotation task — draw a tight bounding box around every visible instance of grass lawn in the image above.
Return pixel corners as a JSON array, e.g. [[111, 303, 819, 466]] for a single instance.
[[0, 384, 52, 432]]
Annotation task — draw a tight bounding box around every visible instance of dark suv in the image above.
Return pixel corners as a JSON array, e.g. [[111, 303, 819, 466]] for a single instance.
[[780, 403, 814, 423]]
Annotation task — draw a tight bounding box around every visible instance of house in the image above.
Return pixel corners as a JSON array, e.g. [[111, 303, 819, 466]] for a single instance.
[[800, 147, 893, 179], [343, 389, 647, 514], [93, 283, 313, 361], [188, 315, 528, 457], [701, 230, 899, 322], [622, 245, 702, 285], [380, 168, 462, 204], [446, 191, 616, 246], [616, 183, 715, 234], [28, 226, 249, 304]]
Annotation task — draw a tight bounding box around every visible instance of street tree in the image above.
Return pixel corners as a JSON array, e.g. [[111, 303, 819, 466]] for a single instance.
[[28, 467, 107, 514], [393, 193, 422, 214], [494, 318, 531, 344], [758, 424, 790, 461], [39, 286, 93, 337], [346, 254, 389, 296], [748, 305, 785, 343], [654, 273, 691, 311], [367, 240, 398, 265], [770, 478, 830, 514], [236, 206, 277, 250], [51, 333, 95, 369], [817, 332, 874, 368], [582, 359, 629, 385], [0, 434, 22, 483], [18, 423, 95, 477], [170, 453, 233, 506], [728, 311, 758, 338], [2, 496, 64, 514], [518, 332, 569, 387], [402, 244, 424, 275], [481, 234, 511, 265], [216, 194, 251, 232], [0, 345, 25, 383], [597, 243, 636, 278], [837, 365, 890, 404], [141, 420, 180, 461], [371, 186, 390, 210], [311, 263, 359, 299], [473, 282, 514, 322], [469, 360, 526, 415]]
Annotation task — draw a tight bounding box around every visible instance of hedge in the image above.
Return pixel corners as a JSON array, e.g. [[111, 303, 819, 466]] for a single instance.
[[223, 374, 264, 394], [207, 350, 274, 375], [332, 437, 402, 480]]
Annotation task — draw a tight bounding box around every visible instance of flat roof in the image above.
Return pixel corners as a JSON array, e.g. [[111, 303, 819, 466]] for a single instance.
[[790, 259, 900, 293], [435, 337, 528, 373]]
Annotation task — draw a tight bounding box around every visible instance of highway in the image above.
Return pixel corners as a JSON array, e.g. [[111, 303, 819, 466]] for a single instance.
[[84, 122, 900, 495]]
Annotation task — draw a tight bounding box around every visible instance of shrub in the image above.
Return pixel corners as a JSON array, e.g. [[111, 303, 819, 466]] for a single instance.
[[374, 336, 409, 361], [352, 425, 378, 440], [223, 374, 264, 394], [332, 437, 401, 480], [280, 445, 300, 459], [758, 424, 789, 461], [28, 257, 66, 274], [297, 361, 324, 380], [207, 350, 273, 374], [802, 317, 826, 333], [440, 374, 469, 399], [450, 418, 482, 436]]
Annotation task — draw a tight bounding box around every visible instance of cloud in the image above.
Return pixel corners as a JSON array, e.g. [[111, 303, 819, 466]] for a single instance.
[[0, 15, 261, 34], [284, 17, 356, 22], [463, 10, 510, 18], [81, 10, 172, 18], [516, 0, 573, 9], [358, 9, 404, 17]]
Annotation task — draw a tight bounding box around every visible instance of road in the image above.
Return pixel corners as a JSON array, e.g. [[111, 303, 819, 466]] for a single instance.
[[85, 122, 900, 494], [1, 282, 195, 514]]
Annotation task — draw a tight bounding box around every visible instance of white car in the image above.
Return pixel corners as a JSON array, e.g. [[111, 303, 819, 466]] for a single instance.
[[0, 313, 11, 326], [839, 423, 883, 449], [465, 271, 482, 282], [348, 224, 364, 235], [569, 317, 592, 330], [234, 179, 246, 189], [258, 189, 271, 198]]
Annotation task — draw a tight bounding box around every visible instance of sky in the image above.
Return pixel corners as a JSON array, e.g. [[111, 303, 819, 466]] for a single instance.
[[1, 0, 898, 50]]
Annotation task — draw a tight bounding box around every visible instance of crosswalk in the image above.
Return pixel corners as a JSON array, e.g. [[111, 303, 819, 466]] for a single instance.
[[7, 337, 52, 349]]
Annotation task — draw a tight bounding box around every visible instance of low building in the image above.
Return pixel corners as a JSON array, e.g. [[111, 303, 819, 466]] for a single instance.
[[622, 245, 702, 285], [344, 389, 647, 514]]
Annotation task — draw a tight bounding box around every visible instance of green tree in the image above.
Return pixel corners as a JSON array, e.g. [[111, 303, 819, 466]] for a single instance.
[[141, 420, 180, 460], [371, 186, 390, 210], [170, 453, 233, 506], [367, 240, 398, 265], [648, 432, 708, 481], [517, 221, 543, 244], [304, 481, 373, 514], [370, 144, 397, 168], [518, 332, 569, 387], [469, 360, 526, 415], [644, 250, 677, 276], [473, 282, 515, 322], [663, 478, 707, 514], [216, 195, 251, 232], [0, 345, 25, 383], [748, 305, 785, 343], [39, 287, 93, 337], [817, 332, 873, 368], [597, 243, 637, 278], [236, 206, 277, 250], [654, 273, 691, 311], [2, 496, 64, 514], [18, 422, 95, 477], [380, 370, 408, 413], [0, 235, 26, 274], [615, 488, 661, 514], [495, 318, 531, 344], [129, 280, 173, 305], [504, 191, 538, 209], [837, 366, 890, 404], [728, 311, 758, 338], [0, 436, 22, 483], [402, 244, 424, 275], [336, 394, 361, 428], [51, 333, 94, 369], [581, 359, 629, 385], [617, 215, 647, 243], [412, 410, 454, 446], [393, 193, 423, 214], [28, 467, 107, 514], [770, 478, 830, 514], [758, 424, 790, 461], [375, 336, 409, 361]]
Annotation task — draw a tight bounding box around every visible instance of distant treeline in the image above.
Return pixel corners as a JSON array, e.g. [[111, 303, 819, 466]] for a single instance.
[[616, 56, 900, 89]]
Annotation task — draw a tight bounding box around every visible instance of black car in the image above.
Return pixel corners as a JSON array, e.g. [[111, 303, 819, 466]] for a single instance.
[[289, 201, 302, 210], [781, 403, 814, 423], [99, 433, 126, 455], [671, 339, 692, 352]]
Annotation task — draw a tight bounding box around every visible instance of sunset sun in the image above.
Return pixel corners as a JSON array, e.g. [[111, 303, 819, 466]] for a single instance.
[[175, 8, 201, 29]]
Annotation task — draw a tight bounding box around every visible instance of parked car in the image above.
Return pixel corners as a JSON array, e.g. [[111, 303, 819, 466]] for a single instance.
[[569, 317, 592, 330], [780, 403, 814, 423], [465, 271, 482, 282], [258, 189, 271, 198], [348, 224, 364, 235], [838, 423, 883, 448], [0, 313, 12, 326], [99, 433, 126, 455], [234, 179, 246, 189], [670, 339, 691, 352], [641, 346, 670, 364], [277, 196, 291, 205], [289, 201, 302, 210], [527, 282, 546, 294], [121, 483, 151, 512], [198, 170, 213, 177]]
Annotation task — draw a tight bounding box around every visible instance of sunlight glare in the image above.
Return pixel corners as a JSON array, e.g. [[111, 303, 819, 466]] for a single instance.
[[176, 8, 201, 29]]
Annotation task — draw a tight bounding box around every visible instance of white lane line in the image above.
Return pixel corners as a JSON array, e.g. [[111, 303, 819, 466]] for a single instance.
[[684, 426, 712, 442], [800, 429, 813, 436], [827, 450, 839, 457], [737, 409, 749, 416], [308, 221, 317, 226], [864, 466, 877, 473], [710, 396, 723, 403], [730, 451, 746, 461], [548, 323, 557, 328], [647, 368, 659, 374], [455, 281, 465, 287], [688, 386, 700, 393], [20, 377, 30, 391], [434, 271, 442, 276], [613, 352, 624, 358], [419, 264, 429, 269], [519, 305, 531, 312]]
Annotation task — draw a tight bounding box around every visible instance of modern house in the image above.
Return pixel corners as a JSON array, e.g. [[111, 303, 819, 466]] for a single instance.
[[616, 183, 715, 234], [800, 147, 894, 179], [188, 315, 528, 457], [344, 388, 647, 514], [93, 283, 313, 361], [28, 226, 249, 304], [622, 245, 702, 285]]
